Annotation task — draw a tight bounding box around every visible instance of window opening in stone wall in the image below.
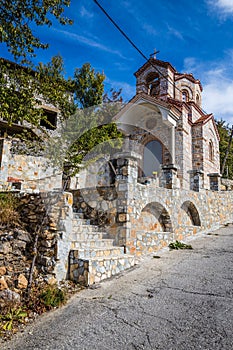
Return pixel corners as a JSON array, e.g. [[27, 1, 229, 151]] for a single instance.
[[182, 90, 189, 102], [143, 140, 162, 177], [209, 140, 214, 162], [40, 109, 57, 130], [196, 94, 200, 106]]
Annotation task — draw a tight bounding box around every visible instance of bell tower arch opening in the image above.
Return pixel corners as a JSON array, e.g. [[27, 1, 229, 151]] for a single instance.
[[146, 72, 160, 97]]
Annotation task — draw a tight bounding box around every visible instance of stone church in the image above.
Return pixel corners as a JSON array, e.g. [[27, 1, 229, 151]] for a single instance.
[[114, 56, 220, 191], [0, 56, 220, 192]]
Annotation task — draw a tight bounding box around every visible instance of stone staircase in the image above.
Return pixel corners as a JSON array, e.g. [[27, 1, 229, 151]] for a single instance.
[[68, 213, 135, 285]]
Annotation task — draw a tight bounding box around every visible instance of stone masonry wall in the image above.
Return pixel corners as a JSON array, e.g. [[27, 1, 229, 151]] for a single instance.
[[0, 139, 62, 192], [0, 191, 73, 289], [72, 154, 233, 258]]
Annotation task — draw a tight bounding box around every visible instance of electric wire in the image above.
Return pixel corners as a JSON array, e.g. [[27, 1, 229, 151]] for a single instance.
[[93, 0, 184, 96]]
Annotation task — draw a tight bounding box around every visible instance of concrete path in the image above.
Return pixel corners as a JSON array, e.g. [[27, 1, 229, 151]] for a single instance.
[[1, 224, 233, 350]]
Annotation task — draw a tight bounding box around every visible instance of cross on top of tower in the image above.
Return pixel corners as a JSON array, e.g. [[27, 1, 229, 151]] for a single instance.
[[150, 49, 160, 59]]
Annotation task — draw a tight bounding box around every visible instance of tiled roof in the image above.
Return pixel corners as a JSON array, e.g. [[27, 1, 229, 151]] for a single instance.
[[134, 58, 177, 77], [194, 114, 212, 124], [175, 73, 203, 91]]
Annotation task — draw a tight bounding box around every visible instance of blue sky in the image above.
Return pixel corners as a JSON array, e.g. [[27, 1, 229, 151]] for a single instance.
[[1, 0, 233, 124]]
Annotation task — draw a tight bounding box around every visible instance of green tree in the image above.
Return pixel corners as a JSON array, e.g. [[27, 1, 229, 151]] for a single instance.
[[63, 65, 123, 176], [0, 0, 73, 62], [74, 63, 105, 109], [216, 119, 233, 179]]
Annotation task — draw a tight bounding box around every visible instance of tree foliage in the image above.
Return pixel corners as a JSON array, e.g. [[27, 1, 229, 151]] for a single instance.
[[74, 63, 105, 109], [0, 0, 73, 62], [65, 65, 123, 175], [216, 119, 233, 179]]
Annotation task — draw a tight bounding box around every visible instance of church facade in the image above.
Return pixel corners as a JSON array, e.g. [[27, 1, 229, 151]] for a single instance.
[[115, 57, 220, 190]]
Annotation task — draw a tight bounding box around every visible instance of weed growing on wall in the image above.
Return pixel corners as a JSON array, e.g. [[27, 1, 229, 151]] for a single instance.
[[0, 192, 20, 228]]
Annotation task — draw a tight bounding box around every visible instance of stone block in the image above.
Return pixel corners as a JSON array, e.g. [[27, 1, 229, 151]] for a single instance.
[[0, 266, 6, 276], [0, 277, 8, 291]]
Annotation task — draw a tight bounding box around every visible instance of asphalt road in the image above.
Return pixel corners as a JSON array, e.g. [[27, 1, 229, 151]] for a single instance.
[[1, 224, 233, 350]]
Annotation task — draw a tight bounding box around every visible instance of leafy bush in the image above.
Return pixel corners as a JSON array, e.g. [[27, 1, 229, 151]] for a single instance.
[[169, 240, 193, 250], [0, 308, 27, 331]]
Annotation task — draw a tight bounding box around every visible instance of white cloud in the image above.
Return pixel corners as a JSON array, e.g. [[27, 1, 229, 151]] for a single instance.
[[183, 57, 233, 124], [80, 6, 94, 19], [208, 0, 233, 16], [183, 57, 200, 74], [167, 25, 184, 40], [202, 68, 233, 124], [53, 29, 129, 60]]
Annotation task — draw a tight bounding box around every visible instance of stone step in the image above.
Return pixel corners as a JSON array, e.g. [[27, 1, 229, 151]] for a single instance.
[[72, 218, 91, 226], [69, 252, 135, 285], [71, 239, 114, 249], [88, 254, 135, 284], [72, 223, 100, 232], [76, 246, 125, 259], [71, 231, 104, 241]]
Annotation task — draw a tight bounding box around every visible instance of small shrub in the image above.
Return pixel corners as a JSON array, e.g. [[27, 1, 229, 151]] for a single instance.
[[169, 240, 193, 250], [0, 192, 20, 228], [39, 285, 66, 309]]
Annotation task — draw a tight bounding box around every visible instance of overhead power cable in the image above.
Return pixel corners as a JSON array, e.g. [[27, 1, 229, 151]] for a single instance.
[[93, 0, 184, 95]]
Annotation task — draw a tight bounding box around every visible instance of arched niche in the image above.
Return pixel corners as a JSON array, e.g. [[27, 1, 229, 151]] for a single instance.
[[141, 202, 173, 232], [181, 201, 201, 226]]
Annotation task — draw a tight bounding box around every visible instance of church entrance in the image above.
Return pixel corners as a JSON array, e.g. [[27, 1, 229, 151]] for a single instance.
[[143, 140, 162, 177]]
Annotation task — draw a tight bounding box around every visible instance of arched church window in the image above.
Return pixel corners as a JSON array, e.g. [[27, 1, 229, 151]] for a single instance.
[[209, 140, 214, 162], [143, 140, 162, 177], [182, 90, 189, 102]]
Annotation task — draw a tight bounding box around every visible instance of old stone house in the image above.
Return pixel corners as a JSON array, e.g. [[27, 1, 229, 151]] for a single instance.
[[0, 59, 65, 192]]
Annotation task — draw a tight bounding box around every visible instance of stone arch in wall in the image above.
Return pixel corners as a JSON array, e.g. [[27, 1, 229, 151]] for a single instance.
[[141, 201, 173, 232], [181, 201, 201, 226]]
